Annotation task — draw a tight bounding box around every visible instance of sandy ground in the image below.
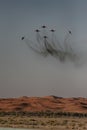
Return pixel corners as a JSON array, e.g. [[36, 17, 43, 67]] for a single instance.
[[0, 116, 87, 130]]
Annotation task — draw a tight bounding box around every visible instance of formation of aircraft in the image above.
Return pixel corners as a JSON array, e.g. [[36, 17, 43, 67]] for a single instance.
[[21, 25, 78, 62]]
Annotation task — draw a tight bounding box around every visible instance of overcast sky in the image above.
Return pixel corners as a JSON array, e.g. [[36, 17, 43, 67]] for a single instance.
[[0, 0, 87, 98]]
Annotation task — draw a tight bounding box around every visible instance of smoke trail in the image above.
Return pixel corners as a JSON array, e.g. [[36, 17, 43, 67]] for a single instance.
[[21, 26, 82, 65]]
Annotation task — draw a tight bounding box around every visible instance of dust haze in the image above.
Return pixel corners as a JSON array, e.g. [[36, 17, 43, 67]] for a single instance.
[[18, 41, 87, 98], [0, 0, 87, 98]]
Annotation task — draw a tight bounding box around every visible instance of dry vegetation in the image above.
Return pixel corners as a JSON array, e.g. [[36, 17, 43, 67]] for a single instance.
[[0, 115, 87, 130], [0, 96, 87, 129]]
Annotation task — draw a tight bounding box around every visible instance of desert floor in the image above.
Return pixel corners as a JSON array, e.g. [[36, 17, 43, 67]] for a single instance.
[[0, 116, 87, 130]]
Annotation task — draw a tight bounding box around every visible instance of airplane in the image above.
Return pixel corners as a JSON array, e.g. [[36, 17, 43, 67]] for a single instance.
[[35, 29, 40, 32], [21, 36, 25, 40], [42, 25, 46, 28], [50, 29, 55, 32], [69, 30, 72, 35]]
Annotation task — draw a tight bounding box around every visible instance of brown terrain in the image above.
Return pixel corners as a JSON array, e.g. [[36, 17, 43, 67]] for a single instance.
[[0, 95, 87, 113]]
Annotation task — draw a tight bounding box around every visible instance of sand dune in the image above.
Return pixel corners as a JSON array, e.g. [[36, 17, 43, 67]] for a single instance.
[[0, 95, 87, 113]]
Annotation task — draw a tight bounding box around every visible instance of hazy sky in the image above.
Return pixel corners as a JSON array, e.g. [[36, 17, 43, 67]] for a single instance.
[[0, 0, 87, 98]]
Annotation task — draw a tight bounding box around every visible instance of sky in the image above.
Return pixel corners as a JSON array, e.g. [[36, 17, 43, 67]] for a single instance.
[[0, 0, 87, 98]]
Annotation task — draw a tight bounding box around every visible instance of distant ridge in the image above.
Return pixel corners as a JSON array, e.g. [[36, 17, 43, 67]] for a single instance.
[[44, 95, 63, 99], [0, 95, 87, 113]]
